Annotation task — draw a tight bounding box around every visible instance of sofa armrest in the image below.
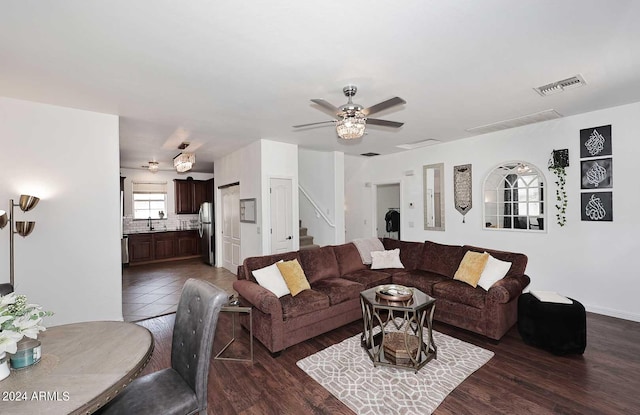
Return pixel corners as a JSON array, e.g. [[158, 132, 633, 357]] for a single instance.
[[487, 274, 531, 304], [233, 279, 283, 318]]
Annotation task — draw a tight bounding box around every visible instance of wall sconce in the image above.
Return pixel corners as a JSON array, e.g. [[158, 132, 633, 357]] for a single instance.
[[0, 195, 40, 287]]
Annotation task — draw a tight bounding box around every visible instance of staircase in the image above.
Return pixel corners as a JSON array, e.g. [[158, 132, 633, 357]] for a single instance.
[[299, 221, 320, 250]]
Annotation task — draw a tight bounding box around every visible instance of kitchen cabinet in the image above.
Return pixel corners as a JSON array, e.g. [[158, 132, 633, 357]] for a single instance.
[[175, 179, 211, 214], [154, 232, 176, 259], [128, 234, 153, 263], [128, 230, 200, 264], [177, 230, 200, 256]]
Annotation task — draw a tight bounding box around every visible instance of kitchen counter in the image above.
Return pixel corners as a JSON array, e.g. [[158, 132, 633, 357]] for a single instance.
[[125, 228, 197, 235]]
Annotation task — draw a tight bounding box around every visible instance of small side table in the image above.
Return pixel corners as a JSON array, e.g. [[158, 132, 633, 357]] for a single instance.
[[214, 305, 253, 363]]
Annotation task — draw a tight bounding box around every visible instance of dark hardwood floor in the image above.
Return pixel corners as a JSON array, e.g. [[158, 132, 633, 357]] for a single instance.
[[137, 310, 640, 414]]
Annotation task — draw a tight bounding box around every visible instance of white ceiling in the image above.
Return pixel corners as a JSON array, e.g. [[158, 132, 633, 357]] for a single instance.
[[1, 1, 639, 173]]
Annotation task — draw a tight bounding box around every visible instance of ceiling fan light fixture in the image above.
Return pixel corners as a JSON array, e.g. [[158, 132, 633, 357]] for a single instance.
[[173, 152, 195, 172], [336, 114, 366, 139]]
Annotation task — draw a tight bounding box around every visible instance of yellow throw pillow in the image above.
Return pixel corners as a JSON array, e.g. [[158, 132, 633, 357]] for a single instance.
[[276, 259, 311, 296], [453, 251, 490, 288]]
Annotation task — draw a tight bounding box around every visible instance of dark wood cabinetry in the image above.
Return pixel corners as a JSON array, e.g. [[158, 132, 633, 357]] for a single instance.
[[176, 231, 200, 257], [128, 234, 153, 263], [174, 179, 211, 214], [128, 230, 200, 265], [153, 232, 176, 259]]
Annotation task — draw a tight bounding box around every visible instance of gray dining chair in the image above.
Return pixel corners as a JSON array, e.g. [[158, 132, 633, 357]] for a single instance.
[[97, 279, 228, 415]]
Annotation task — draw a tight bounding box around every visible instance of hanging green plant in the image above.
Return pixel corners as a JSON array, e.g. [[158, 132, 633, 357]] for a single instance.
[[548, 149, 569, 227]]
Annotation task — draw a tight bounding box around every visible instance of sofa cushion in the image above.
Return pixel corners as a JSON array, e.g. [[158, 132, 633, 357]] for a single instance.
[[299, 246, 340, 284], [463, 245, 527, 278], [418, 241, 464, 278], [280, 289, 330, 320], [432, 280, 487, 309], [392, 270, 449, 295], [277, 259, 311, 296], [341, 269, 392, 289], [453, 251, 490, 288], [382, 239, 424, 270], [312, 278, 364, 306], [333, 243, 367, 275], [242, 251, 300, 282]]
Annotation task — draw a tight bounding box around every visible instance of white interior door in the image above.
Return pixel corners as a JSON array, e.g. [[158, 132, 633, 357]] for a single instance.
[[221, 185, 241, 273], [270, 178, 293, 254]]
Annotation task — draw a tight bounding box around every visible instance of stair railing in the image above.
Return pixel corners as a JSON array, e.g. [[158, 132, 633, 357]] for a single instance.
[[299, 185, 335, 228]]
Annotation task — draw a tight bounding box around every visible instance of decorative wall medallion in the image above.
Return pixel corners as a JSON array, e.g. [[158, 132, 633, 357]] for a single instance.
[[581, 192, 613, 222], [453, 164, 472, 223], [581, 158, 612, 189], [580, 125, 612, 158]]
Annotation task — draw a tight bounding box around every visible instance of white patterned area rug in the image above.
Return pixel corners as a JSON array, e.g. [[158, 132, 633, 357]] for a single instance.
[[297, 323, 494, 415]]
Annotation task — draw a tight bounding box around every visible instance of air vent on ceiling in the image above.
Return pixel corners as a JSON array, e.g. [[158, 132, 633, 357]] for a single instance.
[[535, 74, 586, 96], [178, 142, 190, 150], [466, 109, 563, 135], [395, 139, 440, 150], [360, 152, 380, 157]]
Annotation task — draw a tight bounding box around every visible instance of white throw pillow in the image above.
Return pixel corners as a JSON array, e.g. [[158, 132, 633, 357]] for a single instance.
[[370, 249, 405, 269], [477, 254, 512, 291], [252, 260, 290, 298]]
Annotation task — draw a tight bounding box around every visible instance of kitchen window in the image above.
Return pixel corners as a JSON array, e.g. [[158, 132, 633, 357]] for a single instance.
[[132, 181, 168, 219]]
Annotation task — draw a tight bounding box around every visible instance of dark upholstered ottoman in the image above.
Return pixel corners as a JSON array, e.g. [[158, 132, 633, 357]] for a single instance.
[[518, 293, 586, 355]]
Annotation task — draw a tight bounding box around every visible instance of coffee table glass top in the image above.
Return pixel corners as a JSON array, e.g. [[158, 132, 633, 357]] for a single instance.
[[360, 285, 435, 311]]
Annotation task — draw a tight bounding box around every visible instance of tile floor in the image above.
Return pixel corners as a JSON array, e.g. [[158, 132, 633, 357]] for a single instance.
[[122, 258, 237, 322]]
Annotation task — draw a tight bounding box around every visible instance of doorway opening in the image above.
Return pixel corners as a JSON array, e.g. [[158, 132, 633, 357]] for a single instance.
[[375, 182, 401, 240]]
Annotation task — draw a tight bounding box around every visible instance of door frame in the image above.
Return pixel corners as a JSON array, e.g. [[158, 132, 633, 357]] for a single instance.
[[216, 182, 240, 272], [371, 180, 403, 239]]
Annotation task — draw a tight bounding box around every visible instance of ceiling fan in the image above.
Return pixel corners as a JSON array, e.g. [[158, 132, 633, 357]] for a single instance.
[[293, 86, 406, 139]]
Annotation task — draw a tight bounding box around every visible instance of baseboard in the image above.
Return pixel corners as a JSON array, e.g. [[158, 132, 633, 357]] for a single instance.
[[584, 304, 640, 323]]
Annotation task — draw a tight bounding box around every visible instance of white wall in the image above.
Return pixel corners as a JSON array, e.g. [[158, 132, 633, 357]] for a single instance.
[[298, 149, 345, 246], [214, 140, 262, 264], [214, 139, 300, 263], [344, 155, 371, 242], [0, 97, 121, 326], [345, 101, 640, 322]]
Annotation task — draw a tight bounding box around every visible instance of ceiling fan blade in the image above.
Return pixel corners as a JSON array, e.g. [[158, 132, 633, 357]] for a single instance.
[[310, 99, 341, 118], [292, 120, 336, 128], [366, 118, 404, 128], [362, 97, 406, 116]]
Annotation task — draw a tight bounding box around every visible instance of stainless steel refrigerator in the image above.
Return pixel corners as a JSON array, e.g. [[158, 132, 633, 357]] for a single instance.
[[198, 202, 215, 265]]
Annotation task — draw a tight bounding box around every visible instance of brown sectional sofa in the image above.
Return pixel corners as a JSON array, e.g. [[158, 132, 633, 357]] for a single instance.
[[233, 238, 530, 354]]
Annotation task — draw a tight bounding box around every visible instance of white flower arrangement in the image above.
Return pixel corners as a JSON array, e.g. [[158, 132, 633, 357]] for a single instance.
[[0, 292, 53, 354]]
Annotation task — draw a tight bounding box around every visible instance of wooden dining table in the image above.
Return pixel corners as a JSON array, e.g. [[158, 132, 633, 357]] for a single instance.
[[0, 321, 154, 414]]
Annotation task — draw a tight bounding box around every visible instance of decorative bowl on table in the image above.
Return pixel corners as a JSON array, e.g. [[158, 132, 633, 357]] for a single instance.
[[375, 284, 413, 302]]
